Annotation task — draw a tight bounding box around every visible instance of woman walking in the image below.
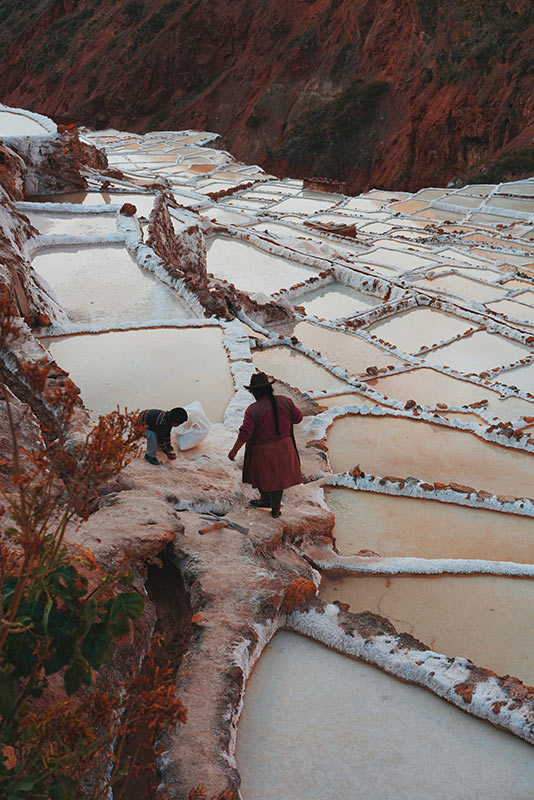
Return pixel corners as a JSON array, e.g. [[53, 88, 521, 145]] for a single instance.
[[228, 372, 303, 518]]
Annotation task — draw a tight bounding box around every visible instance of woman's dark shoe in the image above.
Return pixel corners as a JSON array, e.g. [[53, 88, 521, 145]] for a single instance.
[[250, 498, 270, 508], [144, 454, 160, 465], [271, 509, 281, 518]]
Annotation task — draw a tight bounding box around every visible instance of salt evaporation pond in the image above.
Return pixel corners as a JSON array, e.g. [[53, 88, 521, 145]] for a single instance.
[[32, 245, 193, 324], [414, 274, 507, 302], [320, 574, 534, 686], [317, 393, 391, 409], [270, 196, 340, 214], [44, 327, 233, 421], [26, 212, 118, 237], [0, 109, 49, 135], [327, 415, 534, 498], [199, 207, 252, 225], [500, 362, 534, 394], [206, 238, 319, 295], [364, 367, 534, 419], [368, 308, 470, 353], [366, 246, 435, 271], [237, 632, 534, 800], [293, 322, 407, 373], [253, 347, 350, 392], [326, 487, 534, 562], [422, 330, 532, 372], [30, 192, 155, 217], [296, 284, 382, 319], [488, 299, 534, 325]]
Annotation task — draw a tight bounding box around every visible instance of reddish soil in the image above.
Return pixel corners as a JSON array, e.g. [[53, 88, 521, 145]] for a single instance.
[[1, 1, 534, 191]]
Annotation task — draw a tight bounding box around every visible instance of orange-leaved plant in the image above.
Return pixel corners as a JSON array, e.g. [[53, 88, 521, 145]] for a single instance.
[[0, 286, 186, 799]]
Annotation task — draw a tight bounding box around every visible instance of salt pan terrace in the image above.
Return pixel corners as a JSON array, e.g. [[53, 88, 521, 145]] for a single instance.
[[0, 103, 57, 136], [43, 327, 234, 422], [237, 633, 534, 800], [32, 245, 196, 325], [7, 108, 534, 796]]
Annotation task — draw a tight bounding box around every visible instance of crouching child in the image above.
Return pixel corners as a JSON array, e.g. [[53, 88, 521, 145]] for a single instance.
[[138, 407, 188, 465]]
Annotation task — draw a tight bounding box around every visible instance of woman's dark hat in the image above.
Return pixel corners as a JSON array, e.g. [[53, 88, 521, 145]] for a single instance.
[[244, 372, 275, 390]]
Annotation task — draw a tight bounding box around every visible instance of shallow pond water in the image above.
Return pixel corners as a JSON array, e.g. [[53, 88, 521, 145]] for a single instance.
[[414, 274, 505, 302], [297, 284, 382, 319], [368, 308, 470, 353], [315, 393, 391, 410], [487, 299, 534, 325], [44, 327, 233, 421], [388, 199, 429, 214], [320, 574, 534, 686], [270, 197, 340, 214], [325, 487, 534, 562], [206, 238, 319, 295], [437, 249, 490, 267], [327, 414, 534, 498], [26, 212, 117, 237], [363, 367, 534, 419], [514, 289, 534, 304], [253, 347, 351, 393], [471, 249, 534, 267], [418, 208, 466, 223], [423, 331, 532, 372], [32, 245, 193, 324], [198, 206, 253, 225], [366, 247, 435, 271], [237, 631, 534, 800], [28, 192, 155, 216], [487, 196, 534, 213], [294, 322, 407, 374], [499, 362, 534, 395]]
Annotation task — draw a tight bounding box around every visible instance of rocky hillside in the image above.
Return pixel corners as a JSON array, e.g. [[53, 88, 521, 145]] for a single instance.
[[1, 0, 534, 191]]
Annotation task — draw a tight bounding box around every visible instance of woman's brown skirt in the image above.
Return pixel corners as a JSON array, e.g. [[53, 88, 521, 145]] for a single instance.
[[242, 436, 302, 492]]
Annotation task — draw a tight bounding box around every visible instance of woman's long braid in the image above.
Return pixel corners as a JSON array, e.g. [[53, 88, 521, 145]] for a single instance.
[[267, 386, 280, 434]]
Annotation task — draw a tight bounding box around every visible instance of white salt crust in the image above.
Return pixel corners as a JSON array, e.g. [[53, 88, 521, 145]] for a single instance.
[[325, 470, 534, 518]]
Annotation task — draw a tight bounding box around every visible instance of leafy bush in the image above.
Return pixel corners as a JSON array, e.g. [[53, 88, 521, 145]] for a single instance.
[[139, 11, 166, 38], [467, 147, 534, 185], [124, 0, 144, 22], [0, 287, 185, 798], [245, 113, 263, 129]]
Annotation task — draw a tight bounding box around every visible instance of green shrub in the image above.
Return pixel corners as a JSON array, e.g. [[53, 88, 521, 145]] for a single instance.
[[467, 147, 534, 185], [246, 113, 263, 129]]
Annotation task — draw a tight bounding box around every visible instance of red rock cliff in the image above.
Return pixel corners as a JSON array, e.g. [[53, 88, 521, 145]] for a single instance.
[[1, 0, 534, 191]]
